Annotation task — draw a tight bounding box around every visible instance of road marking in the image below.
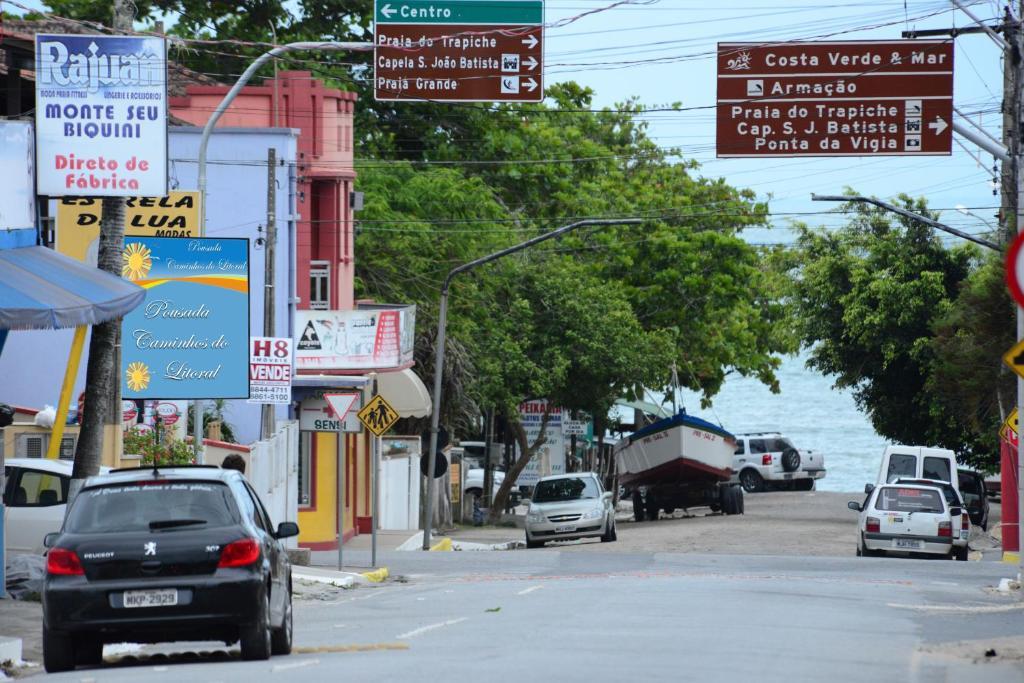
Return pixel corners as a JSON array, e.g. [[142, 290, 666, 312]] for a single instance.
[[397, 617, 468, 639], [153, 666, 168, 672], [888, 602, 1024, 614], [293, 643, 409, 654], [517, 585, 544, 595], [929, 581, 959, 586], [272, 658, 320, 673]]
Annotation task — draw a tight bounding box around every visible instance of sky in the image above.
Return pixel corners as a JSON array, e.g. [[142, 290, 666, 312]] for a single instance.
[[6, 0, 1004, 245], [540, 0, 1005, 246]]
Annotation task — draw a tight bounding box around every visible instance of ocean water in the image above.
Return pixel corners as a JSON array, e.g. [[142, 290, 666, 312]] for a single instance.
[[671, 353, 888, 494]]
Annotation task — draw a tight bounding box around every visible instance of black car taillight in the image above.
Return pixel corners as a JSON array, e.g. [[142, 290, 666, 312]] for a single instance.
[[218, 538, 260, 568], [47, 548, 84, 576]]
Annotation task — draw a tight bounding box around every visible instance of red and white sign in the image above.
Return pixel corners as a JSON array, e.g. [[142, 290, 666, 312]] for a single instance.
[[155, 401, 180, 425], [1006, 232, 1024, 308], [298, 394, 363, 432], [122, 399, 138, 424], [294, 307, 415, 370], [248, 336, 293, 405], [717, 40, 953, 157]]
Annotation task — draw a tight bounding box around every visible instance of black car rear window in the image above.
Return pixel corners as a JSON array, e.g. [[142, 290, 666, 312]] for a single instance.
[[65, 481, 239, 533]]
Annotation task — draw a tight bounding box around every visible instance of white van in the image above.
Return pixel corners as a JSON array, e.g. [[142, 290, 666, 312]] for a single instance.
[[875, 445, 959, 494]]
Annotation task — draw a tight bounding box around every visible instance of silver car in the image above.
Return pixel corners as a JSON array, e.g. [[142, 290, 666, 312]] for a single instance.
[[524, 473, 616, 548]]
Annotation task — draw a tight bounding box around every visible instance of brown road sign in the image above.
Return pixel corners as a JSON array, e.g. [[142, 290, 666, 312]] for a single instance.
[[374, 0, 544, 103], [717, 40, 953, 157]]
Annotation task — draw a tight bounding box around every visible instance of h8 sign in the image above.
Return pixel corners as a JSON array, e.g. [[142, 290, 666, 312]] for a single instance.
[[248, 336, 293, 405]]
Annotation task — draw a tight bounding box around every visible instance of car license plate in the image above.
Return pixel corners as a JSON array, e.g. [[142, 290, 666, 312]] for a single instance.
[[960, 530, 969, 539], [553, 525, 575, 533], [893, 538, 922, 550], [123, 588, 178, 608]]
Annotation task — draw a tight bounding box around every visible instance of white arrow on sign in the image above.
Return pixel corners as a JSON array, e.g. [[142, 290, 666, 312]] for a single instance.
[[523, 77, 538, 92], [523, 56, 538, 71], [928, 116, 948, 136], [324, 393, 359, 422], [380, 3, 396, 18], [522, 34, 538, 49]]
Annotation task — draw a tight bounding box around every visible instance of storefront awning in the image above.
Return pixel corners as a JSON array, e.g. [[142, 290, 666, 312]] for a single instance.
[[376, 367, 431, 418], [292, 375, 369, 389], [0, 246, 144, 330]]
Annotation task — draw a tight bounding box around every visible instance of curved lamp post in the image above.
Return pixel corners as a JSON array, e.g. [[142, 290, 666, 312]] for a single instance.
[[421, 218, 642, 550]]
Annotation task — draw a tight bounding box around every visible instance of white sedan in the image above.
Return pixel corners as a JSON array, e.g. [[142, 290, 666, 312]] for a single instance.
[[3, 458, 108, 554], [524, 473, 616, 548], [848, 483, 967, 561]]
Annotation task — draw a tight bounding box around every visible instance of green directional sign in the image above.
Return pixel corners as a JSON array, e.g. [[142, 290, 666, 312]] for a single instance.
[[376, 0, 543, 24]]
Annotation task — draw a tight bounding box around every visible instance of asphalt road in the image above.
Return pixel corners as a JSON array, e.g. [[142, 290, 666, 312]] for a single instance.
[[35, 549, 1024, 682]]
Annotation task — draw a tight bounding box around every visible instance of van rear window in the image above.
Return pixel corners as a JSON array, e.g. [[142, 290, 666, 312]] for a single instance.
[[886, 454, 917, 482], [922, 457, 952, 482], [876, 487, 944, 513]]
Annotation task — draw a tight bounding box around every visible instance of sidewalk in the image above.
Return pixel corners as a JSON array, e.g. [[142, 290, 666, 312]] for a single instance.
[[0, 598, 41, 672]]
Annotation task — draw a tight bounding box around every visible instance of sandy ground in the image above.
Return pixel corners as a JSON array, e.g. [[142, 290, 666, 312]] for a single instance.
[[449, 489, 1004, 558]]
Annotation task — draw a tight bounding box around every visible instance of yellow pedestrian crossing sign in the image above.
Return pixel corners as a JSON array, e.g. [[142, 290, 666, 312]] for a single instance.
[[1003, 339, 1024, 380], [357, 395, 399, 436]]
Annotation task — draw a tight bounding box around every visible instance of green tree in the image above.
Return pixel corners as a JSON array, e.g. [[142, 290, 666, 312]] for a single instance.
[[787, 195, 1009, 468]]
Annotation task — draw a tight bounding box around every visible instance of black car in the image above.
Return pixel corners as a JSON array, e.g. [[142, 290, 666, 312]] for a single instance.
[[42, 466, 298, 673], [958, 468, 991, 531]]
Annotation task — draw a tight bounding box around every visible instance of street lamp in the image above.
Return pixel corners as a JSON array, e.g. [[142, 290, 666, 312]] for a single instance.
[[421, 218, 642, 550], [191, 41, 373, 463], [813, 193, 1023, 578]]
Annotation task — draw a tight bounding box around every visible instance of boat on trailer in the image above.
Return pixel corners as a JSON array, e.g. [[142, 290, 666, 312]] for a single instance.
[[615, 411, 744, 520]]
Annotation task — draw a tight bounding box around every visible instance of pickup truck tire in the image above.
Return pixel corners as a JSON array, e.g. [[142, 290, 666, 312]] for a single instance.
[[739, 469, 765, 493], [954, 546, 968, 561], [795, 479, 814, 491], [781, 448, 801, 472]]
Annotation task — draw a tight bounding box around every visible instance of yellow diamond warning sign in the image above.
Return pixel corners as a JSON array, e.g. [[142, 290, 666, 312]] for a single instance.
[[357, 394, 399, 436]]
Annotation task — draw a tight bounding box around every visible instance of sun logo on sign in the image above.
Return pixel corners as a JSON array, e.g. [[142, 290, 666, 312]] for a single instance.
[[726, 50, 752, 71], [121, 242, 153, 281], [125, 362, 151, 392]]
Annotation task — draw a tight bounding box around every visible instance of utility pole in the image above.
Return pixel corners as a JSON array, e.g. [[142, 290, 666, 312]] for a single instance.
[[1007, 3, 1024, 579], [71, 0, 131, 484], [261, 147, 277, 440]]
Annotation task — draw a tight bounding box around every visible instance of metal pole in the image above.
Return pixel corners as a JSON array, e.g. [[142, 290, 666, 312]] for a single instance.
[[337, 436, 345, 571], [421, 218, 642, 550], [371, 374, 379, 568], [1012, 3, 1024, 579], [194, 40, 371, 464], [261, 148, 277, 439], [811, 195, 1002, 251]]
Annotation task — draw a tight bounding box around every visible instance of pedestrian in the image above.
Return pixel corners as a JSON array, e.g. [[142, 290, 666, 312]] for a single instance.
[[222, 453, 246, 475]]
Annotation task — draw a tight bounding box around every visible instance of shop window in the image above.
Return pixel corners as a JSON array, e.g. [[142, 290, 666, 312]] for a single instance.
[[310, 261, 330, 310]]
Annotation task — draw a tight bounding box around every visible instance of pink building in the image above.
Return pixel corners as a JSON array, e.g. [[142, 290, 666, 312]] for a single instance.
[[170, 71, 358, 311]]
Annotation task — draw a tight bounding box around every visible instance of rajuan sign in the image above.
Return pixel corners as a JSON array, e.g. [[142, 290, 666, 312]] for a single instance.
[[34, 34, 168, 196]]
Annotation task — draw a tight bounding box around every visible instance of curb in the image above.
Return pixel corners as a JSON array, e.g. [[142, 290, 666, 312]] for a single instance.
[[429, 538, 453, 552], [361, 567, 390, 582], [0, 636, 22, 666]]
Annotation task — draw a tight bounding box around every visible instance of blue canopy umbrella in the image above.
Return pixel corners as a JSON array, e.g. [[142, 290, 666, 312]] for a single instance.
[[0, 245, 144, 333], [0, 244, 144, 597]]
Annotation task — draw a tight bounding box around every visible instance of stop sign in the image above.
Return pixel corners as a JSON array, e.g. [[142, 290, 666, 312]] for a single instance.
[[1007, 231, 1024, 307]]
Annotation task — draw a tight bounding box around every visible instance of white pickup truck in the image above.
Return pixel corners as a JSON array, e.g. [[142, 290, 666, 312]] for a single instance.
[[730, 432, 827, 493]]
